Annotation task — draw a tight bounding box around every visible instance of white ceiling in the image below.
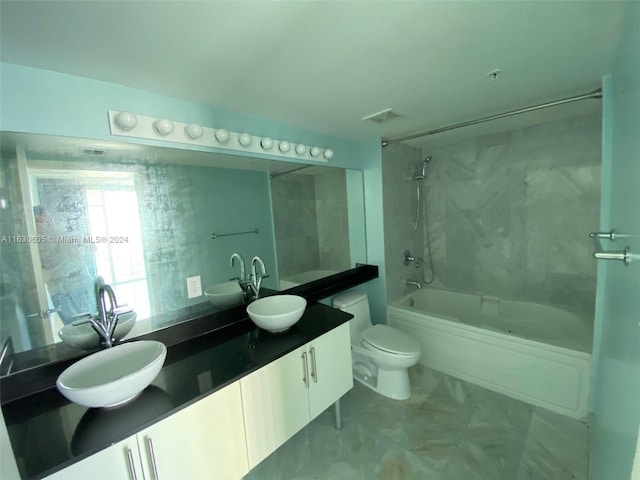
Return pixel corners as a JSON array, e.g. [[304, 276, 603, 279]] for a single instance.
[[0, 1, 629, 146]]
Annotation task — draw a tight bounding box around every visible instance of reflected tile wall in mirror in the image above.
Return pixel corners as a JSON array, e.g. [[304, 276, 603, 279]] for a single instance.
[[271, 168, 351, 289]]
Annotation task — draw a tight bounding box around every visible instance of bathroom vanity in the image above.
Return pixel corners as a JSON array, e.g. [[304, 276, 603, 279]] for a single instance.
[[1, 266, 377, 479]]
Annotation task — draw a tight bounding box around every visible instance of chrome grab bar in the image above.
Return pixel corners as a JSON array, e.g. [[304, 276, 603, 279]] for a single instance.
[[590, 230, 632, 265]]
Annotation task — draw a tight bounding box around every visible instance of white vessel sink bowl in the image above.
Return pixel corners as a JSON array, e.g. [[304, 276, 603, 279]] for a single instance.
[[247, 295, 307, 333], [56, 340, 167, 408], [58, 312, 137, 350], [204, 282, 244, 307]]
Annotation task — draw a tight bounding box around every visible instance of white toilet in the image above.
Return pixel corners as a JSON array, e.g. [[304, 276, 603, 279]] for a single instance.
[[333, 291, 420, 400]]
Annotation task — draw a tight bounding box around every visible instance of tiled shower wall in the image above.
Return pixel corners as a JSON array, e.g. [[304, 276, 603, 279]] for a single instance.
[[271, 169, 350, 279], [415, 114, 602, 318], [381, 143, 425, 303]]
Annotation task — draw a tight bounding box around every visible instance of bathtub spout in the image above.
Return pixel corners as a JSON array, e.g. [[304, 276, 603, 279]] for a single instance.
[[406, 279, 422, 289]]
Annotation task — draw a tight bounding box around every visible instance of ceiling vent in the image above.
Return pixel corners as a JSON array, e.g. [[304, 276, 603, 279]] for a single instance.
[[362, 108, 403, 124]]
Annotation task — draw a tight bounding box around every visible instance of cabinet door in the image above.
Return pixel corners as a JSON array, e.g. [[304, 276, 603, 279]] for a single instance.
[[139, 381, 248, 480], [44, 436, 142, 480], [240, 347, 310, 469], [308, 323, 353, 419]]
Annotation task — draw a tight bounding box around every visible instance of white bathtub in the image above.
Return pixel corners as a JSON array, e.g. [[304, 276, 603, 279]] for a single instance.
[[388, 288, 592, 419]]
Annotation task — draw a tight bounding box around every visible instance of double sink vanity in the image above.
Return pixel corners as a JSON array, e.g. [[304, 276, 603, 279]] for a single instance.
[[1, 265, 377, 479]]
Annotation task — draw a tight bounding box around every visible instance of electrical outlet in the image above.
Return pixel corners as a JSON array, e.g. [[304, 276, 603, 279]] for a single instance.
[[186, 275, 202, 299]]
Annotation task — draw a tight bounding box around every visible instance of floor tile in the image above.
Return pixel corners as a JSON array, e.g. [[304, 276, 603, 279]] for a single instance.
[[243, 365, 589, 480]]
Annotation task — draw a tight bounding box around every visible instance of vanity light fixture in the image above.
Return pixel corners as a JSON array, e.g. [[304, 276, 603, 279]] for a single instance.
[[154, 118, 174, 136], [215, 128, 230, 143], [185, 123, 204, 139], [238, 133, 253, 147], [107, 110, 333, 163], [279, 141, 291, 153], [261, 137, 274, 150], [114, 111, 138, 131]]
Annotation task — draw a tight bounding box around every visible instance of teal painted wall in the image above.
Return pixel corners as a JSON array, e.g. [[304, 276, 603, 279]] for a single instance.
[[0, 62, 363, 170], [0, 62, 388, 320], [590, 2, 640, 478]]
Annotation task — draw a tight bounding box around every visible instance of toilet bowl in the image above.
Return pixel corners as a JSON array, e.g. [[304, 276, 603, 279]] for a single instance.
[[333, 291, 420, 400]]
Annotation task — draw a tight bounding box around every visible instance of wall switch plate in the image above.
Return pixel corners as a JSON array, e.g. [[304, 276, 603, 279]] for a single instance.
[[187, 275, 202, 299]]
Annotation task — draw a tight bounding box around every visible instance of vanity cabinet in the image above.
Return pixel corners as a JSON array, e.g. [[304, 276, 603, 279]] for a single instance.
[[44, 436, 141, 480], [45, 382, 248, 480], [240, 323, 352, 469]]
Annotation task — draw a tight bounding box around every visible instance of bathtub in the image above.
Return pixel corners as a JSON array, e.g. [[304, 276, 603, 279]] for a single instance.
[[387, 289, 592, 419]]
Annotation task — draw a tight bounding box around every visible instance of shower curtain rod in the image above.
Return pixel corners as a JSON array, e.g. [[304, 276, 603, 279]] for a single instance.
[[381, 88, 602, 147]]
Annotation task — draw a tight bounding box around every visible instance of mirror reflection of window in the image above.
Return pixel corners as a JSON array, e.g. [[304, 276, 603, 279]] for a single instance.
[[85, 188, 150, 319], [31, 169, 151, 335]]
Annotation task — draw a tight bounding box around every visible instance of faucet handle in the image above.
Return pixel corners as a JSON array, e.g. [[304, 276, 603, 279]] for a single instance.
[[70, 312, 98, 326], [112, 305, 133, 315]]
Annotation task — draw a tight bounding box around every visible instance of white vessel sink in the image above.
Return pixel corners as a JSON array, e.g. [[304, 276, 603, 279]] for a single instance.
[[247, 295, 307, 333], [58, 312, 137, 350], [204, 281, 244, 307], [56, 340, 167, 408]]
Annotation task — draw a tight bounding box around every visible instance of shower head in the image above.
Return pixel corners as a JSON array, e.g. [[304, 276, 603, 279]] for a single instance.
[[415, 155, 432, 180]]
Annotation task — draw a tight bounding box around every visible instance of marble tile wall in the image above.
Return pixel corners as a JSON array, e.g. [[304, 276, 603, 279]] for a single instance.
[[271, 170, 351, 279], [384, 114, 601, 319], [315, 169, 351, 272], [271, 174, 320, 278], [381, 143, 425, 303]]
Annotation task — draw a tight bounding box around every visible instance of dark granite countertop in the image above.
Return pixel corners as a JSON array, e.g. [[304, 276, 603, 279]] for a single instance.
[[1, 264, 378, 479], [3, 302, 353, 479]]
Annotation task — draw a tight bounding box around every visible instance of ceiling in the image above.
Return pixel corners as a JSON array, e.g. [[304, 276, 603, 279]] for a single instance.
[[0, 1, 629, 147]]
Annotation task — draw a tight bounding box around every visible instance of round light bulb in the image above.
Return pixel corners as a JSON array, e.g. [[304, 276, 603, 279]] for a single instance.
[[295, 144, 307, 156], [185, 123, 204, 139], [310, 146, 321, 157], [115, 111, 138, 131], [279, 141, 291, 153], [154, 118, 174, 136], [215, 129, 230, 143], [323, 149, 334, 160], [238, 133, 253, 147], [261, 137, 274, 150]]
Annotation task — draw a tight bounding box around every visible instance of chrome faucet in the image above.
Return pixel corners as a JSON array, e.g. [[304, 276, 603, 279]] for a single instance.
[[230, 253, 251, 300], [406, 279, 422, 289], [74, 277, 132, 348], [248, 256, 269, 299]]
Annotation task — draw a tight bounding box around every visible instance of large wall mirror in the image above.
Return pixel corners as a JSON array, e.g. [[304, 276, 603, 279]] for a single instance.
[[0, 132, 367, 375]]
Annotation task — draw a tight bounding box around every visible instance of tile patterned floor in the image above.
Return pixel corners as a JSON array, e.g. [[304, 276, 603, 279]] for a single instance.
[[243, 365, 588, 480]]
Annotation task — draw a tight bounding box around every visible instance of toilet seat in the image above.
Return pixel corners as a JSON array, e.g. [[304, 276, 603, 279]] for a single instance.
[[361, 324, 420, 356]]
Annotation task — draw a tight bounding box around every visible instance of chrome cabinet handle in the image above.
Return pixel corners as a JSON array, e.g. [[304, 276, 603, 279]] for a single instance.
[[146, 437, 160, 480], [309, 347, 318, 384], [125, 448, 138, 480], [301, 352, 309, 389]]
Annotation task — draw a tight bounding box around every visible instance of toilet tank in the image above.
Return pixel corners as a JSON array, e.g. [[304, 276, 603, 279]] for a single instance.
[[332, 291, 372, 339]]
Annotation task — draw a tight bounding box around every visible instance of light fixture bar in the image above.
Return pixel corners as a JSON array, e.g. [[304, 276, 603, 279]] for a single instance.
[[107, 111, 334, 162]]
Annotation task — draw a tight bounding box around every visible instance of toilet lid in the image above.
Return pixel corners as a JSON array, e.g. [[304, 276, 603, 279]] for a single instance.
[[362, 325, 420, 356]]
